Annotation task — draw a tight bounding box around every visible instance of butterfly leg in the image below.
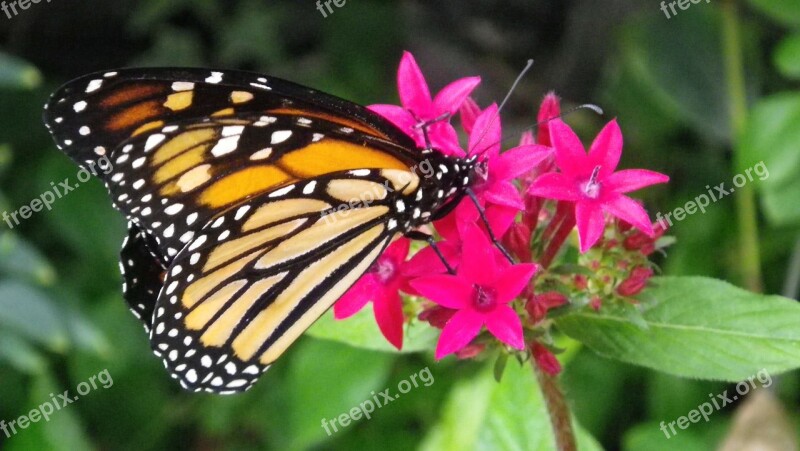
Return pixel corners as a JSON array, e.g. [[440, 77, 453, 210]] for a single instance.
[[465, 188, 515, 264], [405, 230, 456, 275]]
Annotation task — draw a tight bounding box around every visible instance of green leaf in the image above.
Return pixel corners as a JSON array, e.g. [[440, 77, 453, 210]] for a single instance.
[[307, 307, 438, 353], [736, 92, 800, 225], [0, 281, 69, 352], [0, 52, 41, 89], [623, 422, 709, 451], [421, 362, 603, 451], [0, 331, 48, 374], [0, 231, 57, 285], [746, 0, 800, 27], [774, 33, 800, 79], [556, 276, 800, 381], [287, 338, 395, 449], [20, 371, 95, 451]]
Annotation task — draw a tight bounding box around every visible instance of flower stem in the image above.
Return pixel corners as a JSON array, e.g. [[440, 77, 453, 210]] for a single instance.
[[532, 356, 576, 451], [721, 0, 763, 292], [541, 204, 576, 268]]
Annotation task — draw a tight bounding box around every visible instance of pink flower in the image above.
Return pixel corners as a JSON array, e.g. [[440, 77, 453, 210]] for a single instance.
[[334, 238, 415, 350], [528, 119, 669, 253], [435, 104, 551, 241], [369, 51, 480, 155], [410, 225, 536, 359]]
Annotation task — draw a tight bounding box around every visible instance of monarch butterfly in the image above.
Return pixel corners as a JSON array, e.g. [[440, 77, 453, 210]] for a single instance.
[[43, 68, 493, 394]]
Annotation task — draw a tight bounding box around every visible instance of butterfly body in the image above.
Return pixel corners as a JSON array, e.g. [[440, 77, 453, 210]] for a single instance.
[[44, 68, 476, 393]]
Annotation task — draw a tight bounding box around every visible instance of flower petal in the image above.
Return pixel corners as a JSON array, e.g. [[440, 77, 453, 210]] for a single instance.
[[588, 119, 623, 176], [404, 240, 460, 283], [483, 180, 524, 210], [492, 145, 553, 181], [493, 263, 537, 303], [550, 119, 588, 176], [485, 306, 525, 350], [605, 169, 670, 194], [468, 104, 501, 158], [575, 202, 606, 253], [397, 51, 433, 115], [484, 205, 519, 239], [528, 173, 582, 201], [519, 130, 535, 146], [603, 194, 654, 236], [435, 310, 485, 359], [430, 122, 465, 155], [458, 224, 497, 284], [433, 206, 463, 242], [410, 275, 472, 309], [460, 97, 481, 134], [434, 76, 481, 115], [373, 290, 405, 350], [536, 92, 561, 147], [383, 237, 411, 263], [367, 104, 417, 137], [334, 275, 378, 319]]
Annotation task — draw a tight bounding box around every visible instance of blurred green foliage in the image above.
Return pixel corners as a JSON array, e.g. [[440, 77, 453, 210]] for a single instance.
[[1, 0, 799, 450]]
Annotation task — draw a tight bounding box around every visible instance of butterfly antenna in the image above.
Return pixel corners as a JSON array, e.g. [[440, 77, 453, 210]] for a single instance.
[[491, 102, 605, 150], [467, 59, 535, 157]]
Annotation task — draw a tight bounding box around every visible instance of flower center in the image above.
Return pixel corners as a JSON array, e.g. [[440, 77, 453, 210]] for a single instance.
[[371, 259, 396, 284], [471, 285, 497, 312], [580, 166, 602, 199]]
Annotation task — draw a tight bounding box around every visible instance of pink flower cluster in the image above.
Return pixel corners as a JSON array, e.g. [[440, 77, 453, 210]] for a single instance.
[[335, 52, 669, 372]]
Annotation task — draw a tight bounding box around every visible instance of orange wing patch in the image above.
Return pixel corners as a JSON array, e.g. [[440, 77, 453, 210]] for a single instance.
[[278, 139, 408, 177]]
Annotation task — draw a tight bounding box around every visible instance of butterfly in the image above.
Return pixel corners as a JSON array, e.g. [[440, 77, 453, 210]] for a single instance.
[[43, 68, 489, 394]]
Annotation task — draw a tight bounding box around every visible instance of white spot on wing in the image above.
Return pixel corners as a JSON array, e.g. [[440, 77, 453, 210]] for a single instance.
[[270, 130, 292, 144], [86, 79, 103, 93], [205, 72, 223, 84]]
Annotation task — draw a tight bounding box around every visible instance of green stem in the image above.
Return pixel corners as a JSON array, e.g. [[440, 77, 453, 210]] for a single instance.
[[721, 0, 763, 292], [532, 356, 576, 451]]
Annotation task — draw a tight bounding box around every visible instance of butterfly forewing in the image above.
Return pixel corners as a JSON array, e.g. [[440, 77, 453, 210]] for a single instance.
[[43, 68, 414, 168], [103, 113, 416, 259]]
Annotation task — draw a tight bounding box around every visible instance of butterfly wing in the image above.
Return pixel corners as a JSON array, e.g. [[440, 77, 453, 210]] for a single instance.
[[43, 68, 415, 168], [150, 171, 400, 393], [100, 114, 417, 260], [120, 223, 167, 332]]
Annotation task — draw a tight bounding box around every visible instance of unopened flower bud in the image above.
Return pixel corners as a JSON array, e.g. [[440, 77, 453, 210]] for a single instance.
[[531, 342, 562, 375], [616, 267, 654, 297]]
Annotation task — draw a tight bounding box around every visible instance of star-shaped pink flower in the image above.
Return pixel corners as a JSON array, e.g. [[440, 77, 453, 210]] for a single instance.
[[410, 225, 536, 359], [369, 51, 480, 155], [528, 119, 669, 253], [436, 103, 552, 241], [334, 238, 415, 350]]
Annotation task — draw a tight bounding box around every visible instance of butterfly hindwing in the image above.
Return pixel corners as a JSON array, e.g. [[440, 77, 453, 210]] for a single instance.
[[149, 172, 397, 393], [120, 222, 167, 332]]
